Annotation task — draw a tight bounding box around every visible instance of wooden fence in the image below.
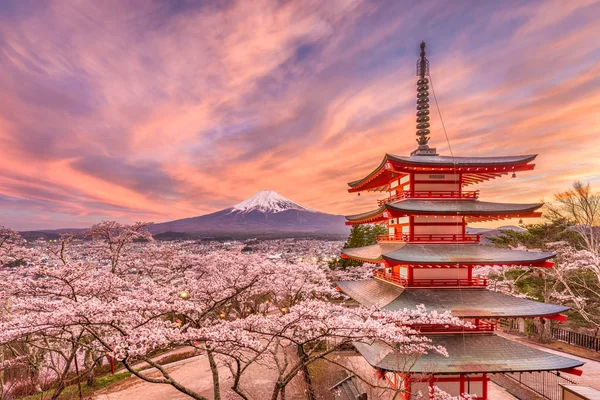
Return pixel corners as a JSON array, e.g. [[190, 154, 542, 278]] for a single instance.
[[498, 319, 600, 352], [552, 327, 600, 351]]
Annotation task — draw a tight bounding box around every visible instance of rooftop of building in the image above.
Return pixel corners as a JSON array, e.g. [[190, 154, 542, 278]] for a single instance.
[[341, 243, 554, 266], [345, 200, 543, 224], [336, 279, 569, 318], [348, 154, 537, 192], [353, 334, 584, 374]]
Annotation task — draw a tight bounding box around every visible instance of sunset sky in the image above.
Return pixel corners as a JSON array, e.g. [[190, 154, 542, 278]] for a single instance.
[[1, 0, 599, 231]]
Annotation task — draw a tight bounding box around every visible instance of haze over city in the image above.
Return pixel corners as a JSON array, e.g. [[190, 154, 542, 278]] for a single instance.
[[1, 0, 599, 230]]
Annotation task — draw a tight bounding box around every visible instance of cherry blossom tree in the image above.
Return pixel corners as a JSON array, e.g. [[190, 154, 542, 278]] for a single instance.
[[0, 223, 462, 399], [479, 182, 600, 339], [0, 227, 31, 267]]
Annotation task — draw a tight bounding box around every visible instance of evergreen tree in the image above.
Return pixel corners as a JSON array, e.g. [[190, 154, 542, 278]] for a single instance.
[[329, 224, 387, 270]]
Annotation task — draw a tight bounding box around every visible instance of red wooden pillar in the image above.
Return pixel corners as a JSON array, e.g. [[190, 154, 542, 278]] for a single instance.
[[482, 373, 488, 399], [428, 375, 434, 399], [407, 265, 413, 286], [459, 374, 465, 397], [404, 374, 412, 400]]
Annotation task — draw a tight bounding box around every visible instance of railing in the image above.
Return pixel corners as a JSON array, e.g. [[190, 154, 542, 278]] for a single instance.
[[532, 325, 600, 352], [499, 320, 600, 352], [418, 320, 496, 333], [373, 270, 407, 287], [410, 278, 488, 287], [552, 327, 600, 351], [497, 371, 578, 400], [377, 233, 481, 243], [378, 190, 479, 205], [373, 271, 487, 288]]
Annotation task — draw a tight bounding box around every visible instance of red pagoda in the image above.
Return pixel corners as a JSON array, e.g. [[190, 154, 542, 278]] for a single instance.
[[337, 42, 584, 399]]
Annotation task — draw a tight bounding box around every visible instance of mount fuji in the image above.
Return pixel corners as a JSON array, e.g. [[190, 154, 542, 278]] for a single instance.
[[149, 190, 349, 238]]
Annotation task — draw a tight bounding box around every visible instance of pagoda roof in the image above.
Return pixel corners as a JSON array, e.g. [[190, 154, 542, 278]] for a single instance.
[[387, 244, 552, 265], [385, 288, 569, 317], [341, 243, 405, 263], [348, 154, 537, 193], [345, 200, 543, 224], [353, 333, 583, 374], [336, 279, 568, 318], [337, 279, 405, 308], [342, 243, 554, 267]]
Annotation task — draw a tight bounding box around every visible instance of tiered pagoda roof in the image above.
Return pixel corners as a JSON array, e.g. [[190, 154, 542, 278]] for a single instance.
[[336, 42, 583, 396], [353, 334, 583, 374], [348, 154, 538, 193], [337, 279, 568, 318], [345, 200, 543, 225], [342, 243, 555, 267]]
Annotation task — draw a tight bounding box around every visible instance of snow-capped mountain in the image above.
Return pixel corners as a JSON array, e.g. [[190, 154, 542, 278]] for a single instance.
[[230, 190, 314, 214], [149, 190, 348, 238]]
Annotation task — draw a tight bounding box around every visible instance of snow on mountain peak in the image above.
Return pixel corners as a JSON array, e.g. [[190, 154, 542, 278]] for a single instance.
[[231, 190, 315, 214]]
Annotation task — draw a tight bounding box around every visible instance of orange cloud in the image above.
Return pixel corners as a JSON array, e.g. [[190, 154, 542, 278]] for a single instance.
[[0, 0, 599, 230]]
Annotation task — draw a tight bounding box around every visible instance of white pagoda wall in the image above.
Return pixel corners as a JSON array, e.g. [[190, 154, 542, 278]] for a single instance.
[[413, 225, 463, 235], [413, 268, 468, 280], [413, 173, 460, 192], [408, 374, 485, 399]]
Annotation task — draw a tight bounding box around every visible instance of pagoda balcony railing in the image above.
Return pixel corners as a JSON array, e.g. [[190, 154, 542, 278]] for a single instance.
[[418, 320, 496, 333], [410, 278, 488, 287], [373, 271, 488, 288], [378, 190, 479, 205], [377, 233, 480, 243], [373, 270, 407, 287]]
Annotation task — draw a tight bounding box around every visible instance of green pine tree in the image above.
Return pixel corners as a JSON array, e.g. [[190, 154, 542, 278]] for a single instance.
[[329, 224, 387, 270]]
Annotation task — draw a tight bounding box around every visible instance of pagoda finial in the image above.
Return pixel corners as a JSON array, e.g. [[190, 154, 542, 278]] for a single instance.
[[411, 41, 437, 156]]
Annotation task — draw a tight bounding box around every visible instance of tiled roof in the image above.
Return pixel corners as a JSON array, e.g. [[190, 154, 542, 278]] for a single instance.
[[381, 244, 554, 265], [348, 154, 537, 188], [342, 243, 406, 262], [336, 279, 568, 318], [345, 200, 542, 221], [386, 200, 542, 215], [336, 279, 404, 308], [354, 334, 584, 373], [384, 288, 569, 317], [387, 154, 537, 166], [341, 243, 554, 265], [330, 375, 366, 400], [560, 385, 600, 399]]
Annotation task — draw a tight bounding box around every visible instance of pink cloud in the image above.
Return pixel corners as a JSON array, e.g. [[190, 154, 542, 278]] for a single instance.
[[0, 0, 599, 230]]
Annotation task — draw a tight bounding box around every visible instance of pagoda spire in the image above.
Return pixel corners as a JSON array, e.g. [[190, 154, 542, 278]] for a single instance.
[[411, 41, 438, 156]]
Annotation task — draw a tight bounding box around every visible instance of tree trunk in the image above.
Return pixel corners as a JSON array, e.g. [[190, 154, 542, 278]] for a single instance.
[[84, 349, 96, 387], [207, 347, 220, 400], [535, 318, 552, 343], [296, 345, 316, 400], [270, 382, 281, 400]]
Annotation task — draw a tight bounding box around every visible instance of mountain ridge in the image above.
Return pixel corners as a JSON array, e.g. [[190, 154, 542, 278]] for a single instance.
[[148, 190, 348, 238]]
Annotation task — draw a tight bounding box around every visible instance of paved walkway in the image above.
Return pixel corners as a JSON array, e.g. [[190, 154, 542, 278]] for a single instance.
[[488, 381, 517, 399], [95, 334, 600, 399], [94, 351, 305, 400]]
